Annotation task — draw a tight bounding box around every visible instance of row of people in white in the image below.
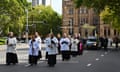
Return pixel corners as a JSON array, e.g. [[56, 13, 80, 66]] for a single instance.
[[6, 32, 82, 67]]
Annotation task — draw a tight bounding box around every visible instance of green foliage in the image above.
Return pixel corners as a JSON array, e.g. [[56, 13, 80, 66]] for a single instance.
[[28, 5, 62, 36], [0, 1, 61, 37], [0, 0, 30, 36]]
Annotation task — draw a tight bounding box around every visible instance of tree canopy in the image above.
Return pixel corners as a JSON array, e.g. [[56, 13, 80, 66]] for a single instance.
[[0, 0, 62, 37], [0, 0, 30, 36], [28, 5, 62, 36]]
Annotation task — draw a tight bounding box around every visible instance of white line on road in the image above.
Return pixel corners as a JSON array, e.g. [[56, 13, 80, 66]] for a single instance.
[[87, 63, 92, 67], [105, 52, 108, 54], [101, 54, 104, 57], [95, 58, 100, 61], [58, 61, 79, 63]]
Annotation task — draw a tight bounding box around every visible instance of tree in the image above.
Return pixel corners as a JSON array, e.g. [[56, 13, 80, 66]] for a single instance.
[[28, 5, 62, 36], [0, 0, 30, 36]]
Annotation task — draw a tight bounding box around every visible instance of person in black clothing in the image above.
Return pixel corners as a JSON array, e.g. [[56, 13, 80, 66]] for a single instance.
[[104, 36, 108, 51], [99, 36, 104, 48], [114, 36, 119, 49], [57, 33, 61, 54]]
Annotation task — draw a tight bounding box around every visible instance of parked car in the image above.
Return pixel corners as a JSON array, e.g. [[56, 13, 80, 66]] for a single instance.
[[85, 36, 101, 49]]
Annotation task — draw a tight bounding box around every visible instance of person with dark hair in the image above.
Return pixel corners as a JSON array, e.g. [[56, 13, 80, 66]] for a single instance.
[[28, 35, 39, 66], [71, 34, 79, 57], [57, 33, 61, 54], [35, 32, 42, 60], [60, 33, 71, 61], [45, 33, 58, 67], [6, 32, 18, 65], [44, 34, 50, 59]]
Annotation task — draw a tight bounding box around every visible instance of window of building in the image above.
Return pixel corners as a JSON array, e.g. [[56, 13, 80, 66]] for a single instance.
[[85, 29, 88, 37], [108, 29, 110, 36], [114, 29, 117, 36], [69, 18, 73, 25], [79, 8, 84, 14], [69, 18, 74, 35], [85, 18, 88, 23], [68, 8, 74, 15], [84, 8, 88, 14], [79, 17, 88, 25], [104, 28, 107, 36], [79, 18, 83, 25], [80, 18, 85, 25], [93, 17, 99, 25]]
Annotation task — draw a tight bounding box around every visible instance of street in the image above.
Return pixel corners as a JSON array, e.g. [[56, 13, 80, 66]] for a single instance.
[[0, 44, 120, 72]]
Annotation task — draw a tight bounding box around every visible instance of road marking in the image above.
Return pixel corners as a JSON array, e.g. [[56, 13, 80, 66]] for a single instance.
[[25, 64, 32, 67], [87, 63, 92, 67], [101, 54, 104, 57], [95, 58, 99, 61], [84, 51, 88, 53], [58, 61, 79, 63], [105, 52, 108, 54]]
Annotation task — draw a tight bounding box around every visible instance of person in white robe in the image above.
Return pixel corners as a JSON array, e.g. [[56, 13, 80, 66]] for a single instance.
[[28, 35, 39, 66], [60, 33, 70, 61], [6, 32, 18, 65], [45, 33, 58, 67], [35, 32, 42, 60], [71, 36, 79, 57]]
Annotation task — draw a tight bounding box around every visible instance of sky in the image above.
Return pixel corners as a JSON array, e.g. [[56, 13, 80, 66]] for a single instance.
[[27, 0, 62, 15]]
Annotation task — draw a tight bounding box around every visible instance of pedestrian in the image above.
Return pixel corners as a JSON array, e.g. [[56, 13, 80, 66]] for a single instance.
[[6, 32, 18, 65], [108, 37, 113, 48], [60, 33, 71, 61], [45, 33, 58, 67], [104, 36, 108, 51], [28, 35, 39, 66], [99, 36, 104, 48], [71, 35, 79, 57], [78, 40, 83, 55], [35, 32, 42, 60], [114, 36, 119, 49], [44, 34, 51, 59], [57, 33, 61, 54]]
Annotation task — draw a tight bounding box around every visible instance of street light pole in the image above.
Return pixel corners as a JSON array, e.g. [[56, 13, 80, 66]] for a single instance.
[[25, 9, 29, 43]]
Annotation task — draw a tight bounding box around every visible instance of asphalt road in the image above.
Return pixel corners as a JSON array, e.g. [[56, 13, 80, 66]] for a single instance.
[[0, 44, 120, 72]]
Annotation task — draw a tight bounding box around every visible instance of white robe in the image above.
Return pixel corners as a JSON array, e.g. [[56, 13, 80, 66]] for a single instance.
[[45, 37, 58, 55], [71, 38, 79, 51], [60, 37, 70, 51], [6, 37, 17, 53], [35, 36, 42, 50], [29, 40, 39, 56]]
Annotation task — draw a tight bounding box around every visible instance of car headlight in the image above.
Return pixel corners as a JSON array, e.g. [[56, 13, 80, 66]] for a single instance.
[[93, 43, 96, 46]]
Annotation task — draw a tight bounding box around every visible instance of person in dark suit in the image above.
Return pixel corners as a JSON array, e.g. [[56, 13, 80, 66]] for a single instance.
[[99, 36, 104, 48], [104, 36, 108, 51]]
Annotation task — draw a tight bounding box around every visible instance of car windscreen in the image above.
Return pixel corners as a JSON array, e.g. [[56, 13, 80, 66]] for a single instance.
[[87, 39, 97, 42]]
